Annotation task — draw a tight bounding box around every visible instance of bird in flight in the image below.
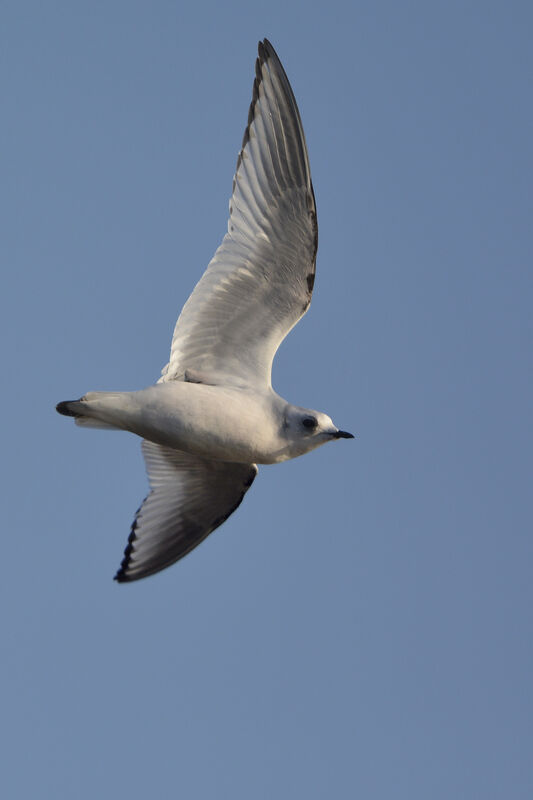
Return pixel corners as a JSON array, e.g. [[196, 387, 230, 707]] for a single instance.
[[57, 39, 353, 582]]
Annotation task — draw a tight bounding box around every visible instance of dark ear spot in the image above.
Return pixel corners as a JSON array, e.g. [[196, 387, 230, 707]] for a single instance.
[[306, 273, 315, 292]]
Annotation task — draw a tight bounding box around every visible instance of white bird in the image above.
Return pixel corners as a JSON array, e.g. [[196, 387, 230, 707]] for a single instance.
[[57, 39, 353, 582]]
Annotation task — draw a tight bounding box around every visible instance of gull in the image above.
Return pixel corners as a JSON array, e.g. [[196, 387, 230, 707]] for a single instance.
[[57, 39, 353, 583]]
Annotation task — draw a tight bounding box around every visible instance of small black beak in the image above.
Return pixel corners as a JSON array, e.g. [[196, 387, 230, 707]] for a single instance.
[[335, 430, 354, 439]]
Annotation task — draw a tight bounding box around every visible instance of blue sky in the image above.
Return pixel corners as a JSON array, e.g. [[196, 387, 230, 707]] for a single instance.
[[2, 1, 532, 797]]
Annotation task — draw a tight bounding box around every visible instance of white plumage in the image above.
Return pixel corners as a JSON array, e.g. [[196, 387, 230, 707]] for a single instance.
[[57, 40, 353, 582]]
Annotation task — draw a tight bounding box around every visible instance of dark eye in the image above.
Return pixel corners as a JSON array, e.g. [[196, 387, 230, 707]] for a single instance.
[[302, 416, 318, 430]]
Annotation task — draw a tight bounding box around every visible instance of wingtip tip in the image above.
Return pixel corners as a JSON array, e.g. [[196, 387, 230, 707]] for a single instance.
[[258, 38, 276, 61]]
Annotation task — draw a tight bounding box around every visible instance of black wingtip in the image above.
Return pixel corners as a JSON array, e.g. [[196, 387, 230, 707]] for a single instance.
[[112, 500, 146, 583], [258, 39, 281, 70], [260, 38, 275, 56]]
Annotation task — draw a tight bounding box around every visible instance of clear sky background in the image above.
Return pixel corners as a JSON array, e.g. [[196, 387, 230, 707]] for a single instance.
[[2, 1, 532, 798]]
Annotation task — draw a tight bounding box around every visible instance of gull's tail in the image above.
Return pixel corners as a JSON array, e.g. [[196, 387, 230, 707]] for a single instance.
[[56, 393, 124, 430]]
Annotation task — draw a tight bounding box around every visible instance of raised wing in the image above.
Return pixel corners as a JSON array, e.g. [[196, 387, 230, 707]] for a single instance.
[[159, 39, 317, 389], [114, 440, 257, 582]]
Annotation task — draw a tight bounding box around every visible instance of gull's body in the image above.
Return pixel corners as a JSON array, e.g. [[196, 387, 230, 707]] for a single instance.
[[57, 40, 353, 582], [71, 384, 336, 465]]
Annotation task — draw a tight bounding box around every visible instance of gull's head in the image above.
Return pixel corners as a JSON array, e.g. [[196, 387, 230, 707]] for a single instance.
[[283, 405, 354, 457]]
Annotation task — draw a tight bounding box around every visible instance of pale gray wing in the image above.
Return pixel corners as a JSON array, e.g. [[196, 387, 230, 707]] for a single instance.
[[159, 39, 317, 389], [114, 440, 257, 583]]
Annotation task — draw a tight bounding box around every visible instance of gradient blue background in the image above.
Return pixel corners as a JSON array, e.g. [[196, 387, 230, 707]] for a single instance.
[[2, 1, 532, 797]]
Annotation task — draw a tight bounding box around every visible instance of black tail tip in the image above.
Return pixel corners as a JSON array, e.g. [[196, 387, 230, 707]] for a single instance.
[[56, 400, 77, 417]]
